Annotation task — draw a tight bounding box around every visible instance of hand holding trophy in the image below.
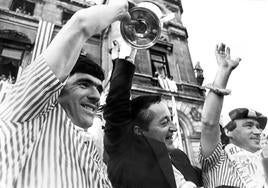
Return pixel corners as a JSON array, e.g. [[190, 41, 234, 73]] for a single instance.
[[120, 1, 175, 49]]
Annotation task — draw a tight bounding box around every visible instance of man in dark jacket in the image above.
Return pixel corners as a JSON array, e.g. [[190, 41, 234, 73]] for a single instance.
[[104, 24, 202, 188]]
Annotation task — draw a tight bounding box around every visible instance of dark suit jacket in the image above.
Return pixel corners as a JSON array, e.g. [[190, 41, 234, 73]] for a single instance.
[[104, 59, 202, 188]]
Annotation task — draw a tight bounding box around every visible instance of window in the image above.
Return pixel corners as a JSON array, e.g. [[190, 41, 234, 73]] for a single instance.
[[10, 0, 35, 16], [62, 10, 74, 25], [1, 48, 23, 60], [150, 50, 170, 78], [0, 47, 24, 82]]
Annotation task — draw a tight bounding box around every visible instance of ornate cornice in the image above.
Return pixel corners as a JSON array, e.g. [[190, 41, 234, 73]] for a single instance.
[[152, 39, 173, 53], [164, 20, 188, 39], [0, 29, 31, 44], [164, 0, 183, 14], [131, 82, 205, 104], [57, 0, 95, 8]]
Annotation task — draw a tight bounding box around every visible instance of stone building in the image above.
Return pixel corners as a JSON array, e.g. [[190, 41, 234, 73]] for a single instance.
[[0, 0, 205, 165]]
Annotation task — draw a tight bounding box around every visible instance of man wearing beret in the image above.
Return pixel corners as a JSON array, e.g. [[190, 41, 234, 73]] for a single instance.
[[199, 43, 268, 188]]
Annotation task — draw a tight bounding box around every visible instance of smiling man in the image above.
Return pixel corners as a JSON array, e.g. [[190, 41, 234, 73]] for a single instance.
[[223, 108, 266, 153], [58, 56, 104, 128], [0, 0, 129, 187], [200, 43, 268, 188], [103, 27, 202, 188], [138, 100, 178, 151], [215, 108, 267, 188]]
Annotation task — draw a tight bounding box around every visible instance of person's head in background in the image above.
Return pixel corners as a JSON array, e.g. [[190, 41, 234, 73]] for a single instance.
[[58, 55, 104, 129], [1, 74, 7, 81], [221, 108, 267, 152]]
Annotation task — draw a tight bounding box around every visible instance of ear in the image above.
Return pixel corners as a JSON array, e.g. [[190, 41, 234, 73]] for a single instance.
[[133, 125, 143, 136], [224, 128, 233, 138]]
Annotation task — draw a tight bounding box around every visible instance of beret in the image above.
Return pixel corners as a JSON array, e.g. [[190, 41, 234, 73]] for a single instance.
[[225, 108, 267, 130]]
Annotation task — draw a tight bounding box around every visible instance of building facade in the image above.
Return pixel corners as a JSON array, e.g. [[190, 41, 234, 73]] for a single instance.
[[0, 0, 205, 166]]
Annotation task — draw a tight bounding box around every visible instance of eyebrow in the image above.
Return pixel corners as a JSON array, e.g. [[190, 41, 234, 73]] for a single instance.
[[242, 121, 260, 127], [77, 78, 96, 84], [244, 120, 257, 123], [242, 122, 253, 126]]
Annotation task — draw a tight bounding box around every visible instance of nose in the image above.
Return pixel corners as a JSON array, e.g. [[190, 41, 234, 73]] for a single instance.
[[252, 125, 262, 135], [87, 87, 101, 104], [169, 122, 177, 133]]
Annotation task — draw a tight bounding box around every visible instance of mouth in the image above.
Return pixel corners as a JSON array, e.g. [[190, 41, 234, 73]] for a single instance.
[[250, 137, 260, 143], [165, 134, 174, 142], [81, 104, 96, 114]]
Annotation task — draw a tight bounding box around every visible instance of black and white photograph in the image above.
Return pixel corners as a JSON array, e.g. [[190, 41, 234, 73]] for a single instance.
[[0, 0, 267, 187]]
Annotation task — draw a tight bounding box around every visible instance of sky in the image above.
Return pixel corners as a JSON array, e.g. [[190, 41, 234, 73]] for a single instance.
[[181, 0, 268, 133]]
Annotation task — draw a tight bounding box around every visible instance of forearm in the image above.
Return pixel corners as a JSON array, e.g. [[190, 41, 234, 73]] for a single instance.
[[43, 4, 127, 81], [201, 67, 232, 156], [104, 59, 135, 125], [202, 68, 231, 126], [104, 59, 134, 149], [43, 12, 86, 81]]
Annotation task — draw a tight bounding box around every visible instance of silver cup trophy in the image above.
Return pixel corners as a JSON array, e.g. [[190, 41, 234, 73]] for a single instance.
[[120, 1, 161, 49]]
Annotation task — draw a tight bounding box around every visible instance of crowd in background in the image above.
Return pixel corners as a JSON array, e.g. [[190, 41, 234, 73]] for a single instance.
[[0, 74, 16, 103]]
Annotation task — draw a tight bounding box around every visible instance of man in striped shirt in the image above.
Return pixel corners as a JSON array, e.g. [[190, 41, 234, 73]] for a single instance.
[[0, 1, 130, 187], [200, 43, 267, 188]]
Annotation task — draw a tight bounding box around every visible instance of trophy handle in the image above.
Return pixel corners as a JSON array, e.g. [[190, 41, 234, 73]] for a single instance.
[[128, 0, 136, 9]]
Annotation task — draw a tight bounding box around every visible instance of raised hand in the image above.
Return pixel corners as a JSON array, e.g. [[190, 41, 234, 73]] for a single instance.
[[110, 21, 137, 63], [75, 0, 130, 38], [108, 0, 131, 22], [215, 43, 241, 71]]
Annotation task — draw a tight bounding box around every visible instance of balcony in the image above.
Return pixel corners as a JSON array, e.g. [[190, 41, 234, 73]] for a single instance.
[[58, 0, 102, 8], [10, 0, 35, 16]]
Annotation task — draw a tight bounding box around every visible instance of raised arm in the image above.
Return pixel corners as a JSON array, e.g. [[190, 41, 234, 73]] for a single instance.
[[201, 43, 241, 157], [42, 0, 129, 81], [0, 1, 130, 121], [104, 23, 137, 148]]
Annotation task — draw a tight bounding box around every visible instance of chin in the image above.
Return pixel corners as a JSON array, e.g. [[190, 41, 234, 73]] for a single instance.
[[254, 145, 261, 151], [166, 143, 176, 152], [248, 145, 261, 153], [76, 118, 94, 129], [84, 119, 94, 128]]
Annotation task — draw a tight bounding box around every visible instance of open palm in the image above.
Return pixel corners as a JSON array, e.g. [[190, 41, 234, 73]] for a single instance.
[[215, 43, 241, 71]]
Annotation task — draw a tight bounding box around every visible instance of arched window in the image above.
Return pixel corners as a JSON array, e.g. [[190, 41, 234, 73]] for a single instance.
[[0, 30, 33, 83]]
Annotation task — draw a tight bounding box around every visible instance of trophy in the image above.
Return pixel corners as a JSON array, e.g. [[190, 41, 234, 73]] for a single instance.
[[120, 1, 162, 49]]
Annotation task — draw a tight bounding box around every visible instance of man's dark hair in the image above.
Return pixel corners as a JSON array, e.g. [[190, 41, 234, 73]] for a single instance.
[[70, 55, 105, 81], [130, 95, 162, 131], [225, 121, 237, 132], [220, 121, 237, 145]]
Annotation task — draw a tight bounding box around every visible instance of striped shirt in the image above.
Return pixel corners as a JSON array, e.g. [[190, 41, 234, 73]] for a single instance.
[[0, 56, 112, 188], [199, 142, 244, 188]]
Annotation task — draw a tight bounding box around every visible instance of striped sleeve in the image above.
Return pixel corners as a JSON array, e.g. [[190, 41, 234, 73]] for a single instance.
[[199, 142, 224, 172], [0, 55, 64, 122]]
